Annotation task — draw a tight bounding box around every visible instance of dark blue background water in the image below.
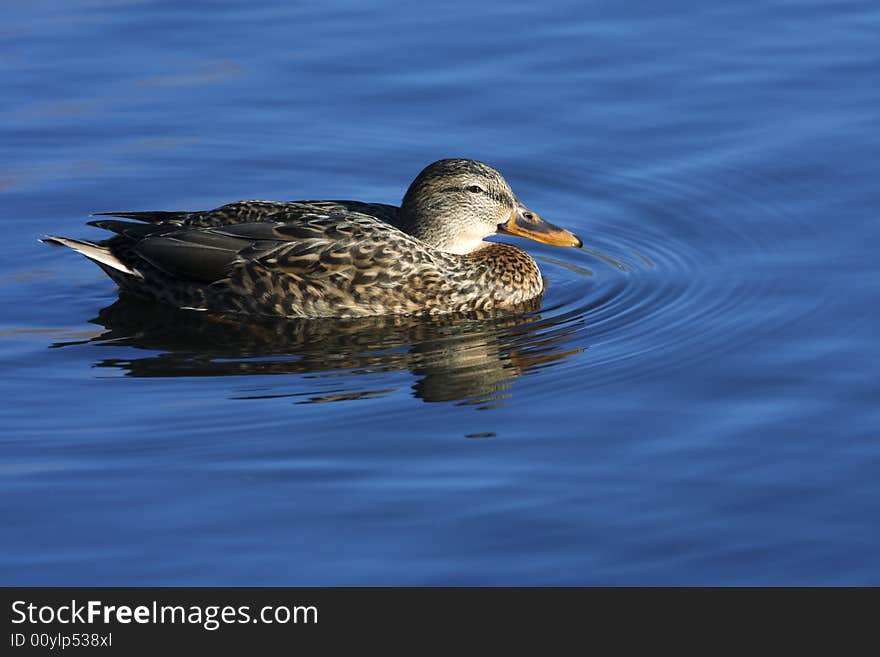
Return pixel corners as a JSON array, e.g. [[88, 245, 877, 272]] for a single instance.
[[2, 0, 878, 585]]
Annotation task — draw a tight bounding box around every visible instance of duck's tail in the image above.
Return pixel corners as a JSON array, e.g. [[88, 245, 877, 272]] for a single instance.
[[41, 235, 143, 278]]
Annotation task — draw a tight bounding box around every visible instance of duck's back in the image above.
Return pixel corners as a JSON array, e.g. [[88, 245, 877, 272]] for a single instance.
[[96, 199, 401, 229]]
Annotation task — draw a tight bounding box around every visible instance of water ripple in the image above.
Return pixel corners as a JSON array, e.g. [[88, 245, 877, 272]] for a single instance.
[[520, 160, 826, 390]]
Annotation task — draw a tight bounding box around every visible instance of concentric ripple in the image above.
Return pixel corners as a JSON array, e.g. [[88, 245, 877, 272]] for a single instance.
[[499, 158, 829, 392]]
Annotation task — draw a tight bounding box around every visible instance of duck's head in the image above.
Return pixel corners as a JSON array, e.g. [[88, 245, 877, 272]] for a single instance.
[[399, 158, 582, 255]]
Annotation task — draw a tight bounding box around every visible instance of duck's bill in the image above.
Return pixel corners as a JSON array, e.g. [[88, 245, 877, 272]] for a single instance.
[[497, 204, 582, 248]]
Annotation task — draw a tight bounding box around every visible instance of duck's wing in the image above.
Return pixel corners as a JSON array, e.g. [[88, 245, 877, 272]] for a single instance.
[[93, 200, 400, 228], [99, 211, 436, 287]]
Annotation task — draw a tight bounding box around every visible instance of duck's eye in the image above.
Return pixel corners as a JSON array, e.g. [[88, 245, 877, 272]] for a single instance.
[[467, 185, 484, 194]]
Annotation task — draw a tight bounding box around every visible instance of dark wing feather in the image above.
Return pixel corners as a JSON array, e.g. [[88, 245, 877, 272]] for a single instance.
[[133, 232, 252, 283], [91, 210, 195, 224], [87, 219, 174, 240]]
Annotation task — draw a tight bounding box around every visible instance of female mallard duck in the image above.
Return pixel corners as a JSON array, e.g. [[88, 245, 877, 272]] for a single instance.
[[43, 158, 582, 318]]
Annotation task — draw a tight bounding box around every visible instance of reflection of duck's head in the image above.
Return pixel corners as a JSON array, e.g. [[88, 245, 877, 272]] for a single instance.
[[399, 159, 582, 255]]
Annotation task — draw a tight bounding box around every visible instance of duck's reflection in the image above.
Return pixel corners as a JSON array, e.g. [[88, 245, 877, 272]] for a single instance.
[[53, 295, 584, 404]]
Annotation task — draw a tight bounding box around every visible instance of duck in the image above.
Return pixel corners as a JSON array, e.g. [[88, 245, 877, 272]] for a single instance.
[[42, 158, 582, 318]]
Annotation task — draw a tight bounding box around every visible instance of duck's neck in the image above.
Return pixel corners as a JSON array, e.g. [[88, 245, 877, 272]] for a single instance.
[[397, 213, 477, 254], [397, 188, 494, 255]]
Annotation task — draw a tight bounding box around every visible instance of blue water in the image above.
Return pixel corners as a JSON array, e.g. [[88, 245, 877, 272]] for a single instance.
[[2, 0, 879, 585]]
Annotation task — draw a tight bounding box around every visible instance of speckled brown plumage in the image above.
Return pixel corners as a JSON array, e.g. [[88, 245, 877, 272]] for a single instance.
[[43, 159, 581, 319]]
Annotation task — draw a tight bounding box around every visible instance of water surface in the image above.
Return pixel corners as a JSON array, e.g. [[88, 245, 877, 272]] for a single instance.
[[2, 0, 879, 585]]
